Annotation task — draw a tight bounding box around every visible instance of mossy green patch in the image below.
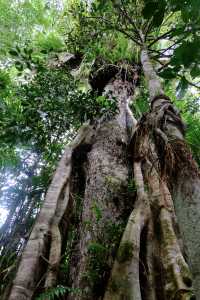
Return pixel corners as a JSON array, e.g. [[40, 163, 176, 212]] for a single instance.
[[117, 241, 133, 263], [109, 276, 131, 299], [83, 242, 109, 292]]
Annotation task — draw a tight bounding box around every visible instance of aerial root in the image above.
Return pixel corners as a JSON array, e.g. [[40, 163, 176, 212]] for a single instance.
[[147, 161, 194, 299], [45, 184, 70, 288], [103, 200, 149, 300], [145, 218, 156, 300], [44, 123, 93, 289], [103, 152, 195, 300], [103, 161, 150, 300], [7, 123, 93, 300]]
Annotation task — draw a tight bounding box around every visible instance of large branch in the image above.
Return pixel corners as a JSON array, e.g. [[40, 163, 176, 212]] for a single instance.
[[141, 49, 164, 99], [148, 29, 175, 48], [85, 16, 142, 46]]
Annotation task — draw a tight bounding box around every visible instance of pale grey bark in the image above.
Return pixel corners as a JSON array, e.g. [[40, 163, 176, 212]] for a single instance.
[[141, 49, 164, 99], [68, 78, 136, 300], [174, 176, 200, 298], [103, 162, 149, 300], [7, 123, 92, 300]]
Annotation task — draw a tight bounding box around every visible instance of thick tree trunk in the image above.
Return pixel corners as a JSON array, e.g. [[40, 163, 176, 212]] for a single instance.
[[5, 51, 199, 300], [141, 47, 200, 298], [100, 48, 195, 300], [67, 77, 136, 300], [173, 172, 200, 297], [6, 68, 137, 300]]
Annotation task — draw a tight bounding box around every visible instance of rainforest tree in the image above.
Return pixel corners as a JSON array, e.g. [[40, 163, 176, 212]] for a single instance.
[[1, 0, 200, 300]]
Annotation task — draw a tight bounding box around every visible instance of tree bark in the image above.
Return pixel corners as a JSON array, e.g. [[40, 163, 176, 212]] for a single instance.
[[7, 124, 92, 300], [173, 171, 200, 298], [141, 46, 200, 298], [5, 51, 199, 300], [67, 77, 136, 300]]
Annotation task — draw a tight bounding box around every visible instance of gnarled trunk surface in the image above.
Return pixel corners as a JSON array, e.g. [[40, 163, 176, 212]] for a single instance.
[[7, 124, 93, 300], [141, 47, 200, 298], [5, 52, 199, 300], [68, 77, 136, 300]]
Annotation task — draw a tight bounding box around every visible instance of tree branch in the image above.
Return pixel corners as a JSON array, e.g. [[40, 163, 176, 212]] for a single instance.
[[119, 0, 141, 40], [143, 17, 154, 41], [85, 15, 142, 46], [148, 29, 175, 48], [177, 75, 200, 90]]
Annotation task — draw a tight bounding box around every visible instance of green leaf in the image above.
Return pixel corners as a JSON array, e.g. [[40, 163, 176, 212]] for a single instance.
[[176, 76, 188, 99], [15, 61, 24, 71], [142, 0, 166, 26], [98, 0, 107, 11], [170, 39, 200, 68], [190, 65, 200, 78], [24, 48, 33, 56], [26, 61, 32, 70], [142, 1, 159, 19], [159, 68, 176, 79], [152, 8, 165, 27], [9, 49, 19, 56]]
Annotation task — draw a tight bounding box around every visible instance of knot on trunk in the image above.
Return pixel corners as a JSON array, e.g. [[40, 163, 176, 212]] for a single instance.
[[89, 58, 140, 94]]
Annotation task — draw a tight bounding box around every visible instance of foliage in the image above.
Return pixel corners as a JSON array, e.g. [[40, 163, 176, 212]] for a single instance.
[[165, 84, 200, 166], [117, 241, 133, 263], [86, 0, 200, 95], [174, 97, 200, 166], [185, 115, 200, 166], [0, 65, 119, 163], [35, 285, 81, 300], [84, 241, 109, 293], [130, 86, 149, 119], [91, 202, 103, 223], [0, 0, 62, 56], [36, 32, 65, 53]]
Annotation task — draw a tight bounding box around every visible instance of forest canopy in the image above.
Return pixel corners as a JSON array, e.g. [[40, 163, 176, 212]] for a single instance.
[[0, 1, 200, 300]]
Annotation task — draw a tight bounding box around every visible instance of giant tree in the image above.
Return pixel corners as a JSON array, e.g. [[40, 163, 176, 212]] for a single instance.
[[2, 0, 200, 299]]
